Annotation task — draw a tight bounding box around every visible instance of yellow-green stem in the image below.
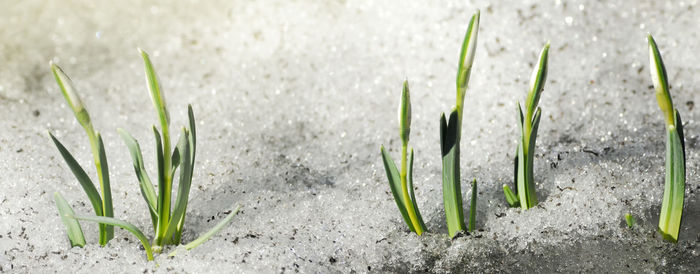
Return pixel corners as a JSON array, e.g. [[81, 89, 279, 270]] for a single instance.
[[83, 125, 112, 245], [401, 144, 422, 235]]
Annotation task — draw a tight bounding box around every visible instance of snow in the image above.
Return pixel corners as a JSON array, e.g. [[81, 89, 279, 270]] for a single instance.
[[0, 0, 698, 272]]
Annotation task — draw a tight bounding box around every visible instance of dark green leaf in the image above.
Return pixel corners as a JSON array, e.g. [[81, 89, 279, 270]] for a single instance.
[[96, 134, 114, 242], [118, 128, 158, 231], [468, 179, 477, 232], [48, 133, 104, 218], [380, 145, 414, 232], [441, 109, 465, 237], [164, 128, 193, 241], [153, 126, 169, 235]]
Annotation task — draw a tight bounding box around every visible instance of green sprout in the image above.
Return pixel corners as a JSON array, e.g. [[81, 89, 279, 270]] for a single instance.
[[49, 62, 114, 246], [648, 34, 686, 243], [502, 42, 550, 210], [51, 49, 241, 260], [625, 213, 636, 229], [381, 80, 427, 235], [439, 10, 479, 238]]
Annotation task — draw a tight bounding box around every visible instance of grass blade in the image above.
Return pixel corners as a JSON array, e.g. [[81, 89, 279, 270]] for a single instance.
[[441, 109, 465, 237], [139, 48, 170, 127], [153, 126, 169, 248], [48, 133, 104, 218], [53, 192, 86, 247], [118, 128, 159, 230], [468, 179, 477, 232], [96, 134, 114, 242], [174, 105, 197, 241], [164, 129, 193, 242], [71, 214, 154, 261], [188, 105, 197, 166], [522, 108, 542, 209], [659, 111, 685, 242], [380, 145, 415, 232], [406, 148, 426, 232], [168, 205, 241, 257]]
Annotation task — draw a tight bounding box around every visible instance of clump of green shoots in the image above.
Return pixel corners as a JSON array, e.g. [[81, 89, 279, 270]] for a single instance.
[[439, 10, 479, 237], [49, 62, 114, 247], [380, 80, 427, 235], [51, 49, 241, 260], [502, 42, 550, 210], [647, 34, 686, 243]]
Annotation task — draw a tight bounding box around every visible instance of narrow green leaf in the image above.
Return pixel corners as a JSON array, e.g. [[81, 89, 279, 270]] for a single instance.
[[406, 148, 426, 232], [188, 105, 197, 166], [523, 108, 542, 209], [71, 214, 154, 261], [139, 48, 170, 127], [53, 192, 86, 247], [441, 109, 465, 237], [516, 127, 527, 209], [380, 146, 415, 232], [118, 128, 159, 230], [502, 184, 519, 207], [175, 105, 197, 242], [48, 133, 104, 218], [164, 129, 193, 241], [153, 126, 169, 247], [168, 205, 241, 257], [659, 111, 685, 242], [468, 179, 477, 232], [96, 134, 114, 242]]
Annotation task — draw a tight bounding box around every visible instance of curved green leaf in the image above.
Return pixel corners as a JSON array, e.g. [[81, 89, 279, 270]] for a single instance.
[[71, 214, 154, 261], [118, 128, 158, 230], [164, 128, 193, 242], [168, 205, 241, 257], [53, 192, 86, 247], [380, 145, 414, 232], [96, 134, 114, 242], [407, 148, 426, 232], [48, 133, 104, 218]]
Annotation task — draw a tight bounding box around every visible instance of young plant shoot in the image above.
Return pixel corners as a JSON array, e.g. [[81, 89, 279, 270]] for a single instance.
[[49, 62, 114, 247], [648, 34, 686, 243], [51, 49, 241, 260], [502, 42, 550, 210], [381, 80, 427, 235], [440, 10, 479, 238]]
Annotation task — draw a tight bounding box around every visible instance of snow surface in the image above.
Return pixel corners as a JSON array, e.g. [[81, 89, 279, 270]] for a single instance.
[[1, 0, 699, 272]]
